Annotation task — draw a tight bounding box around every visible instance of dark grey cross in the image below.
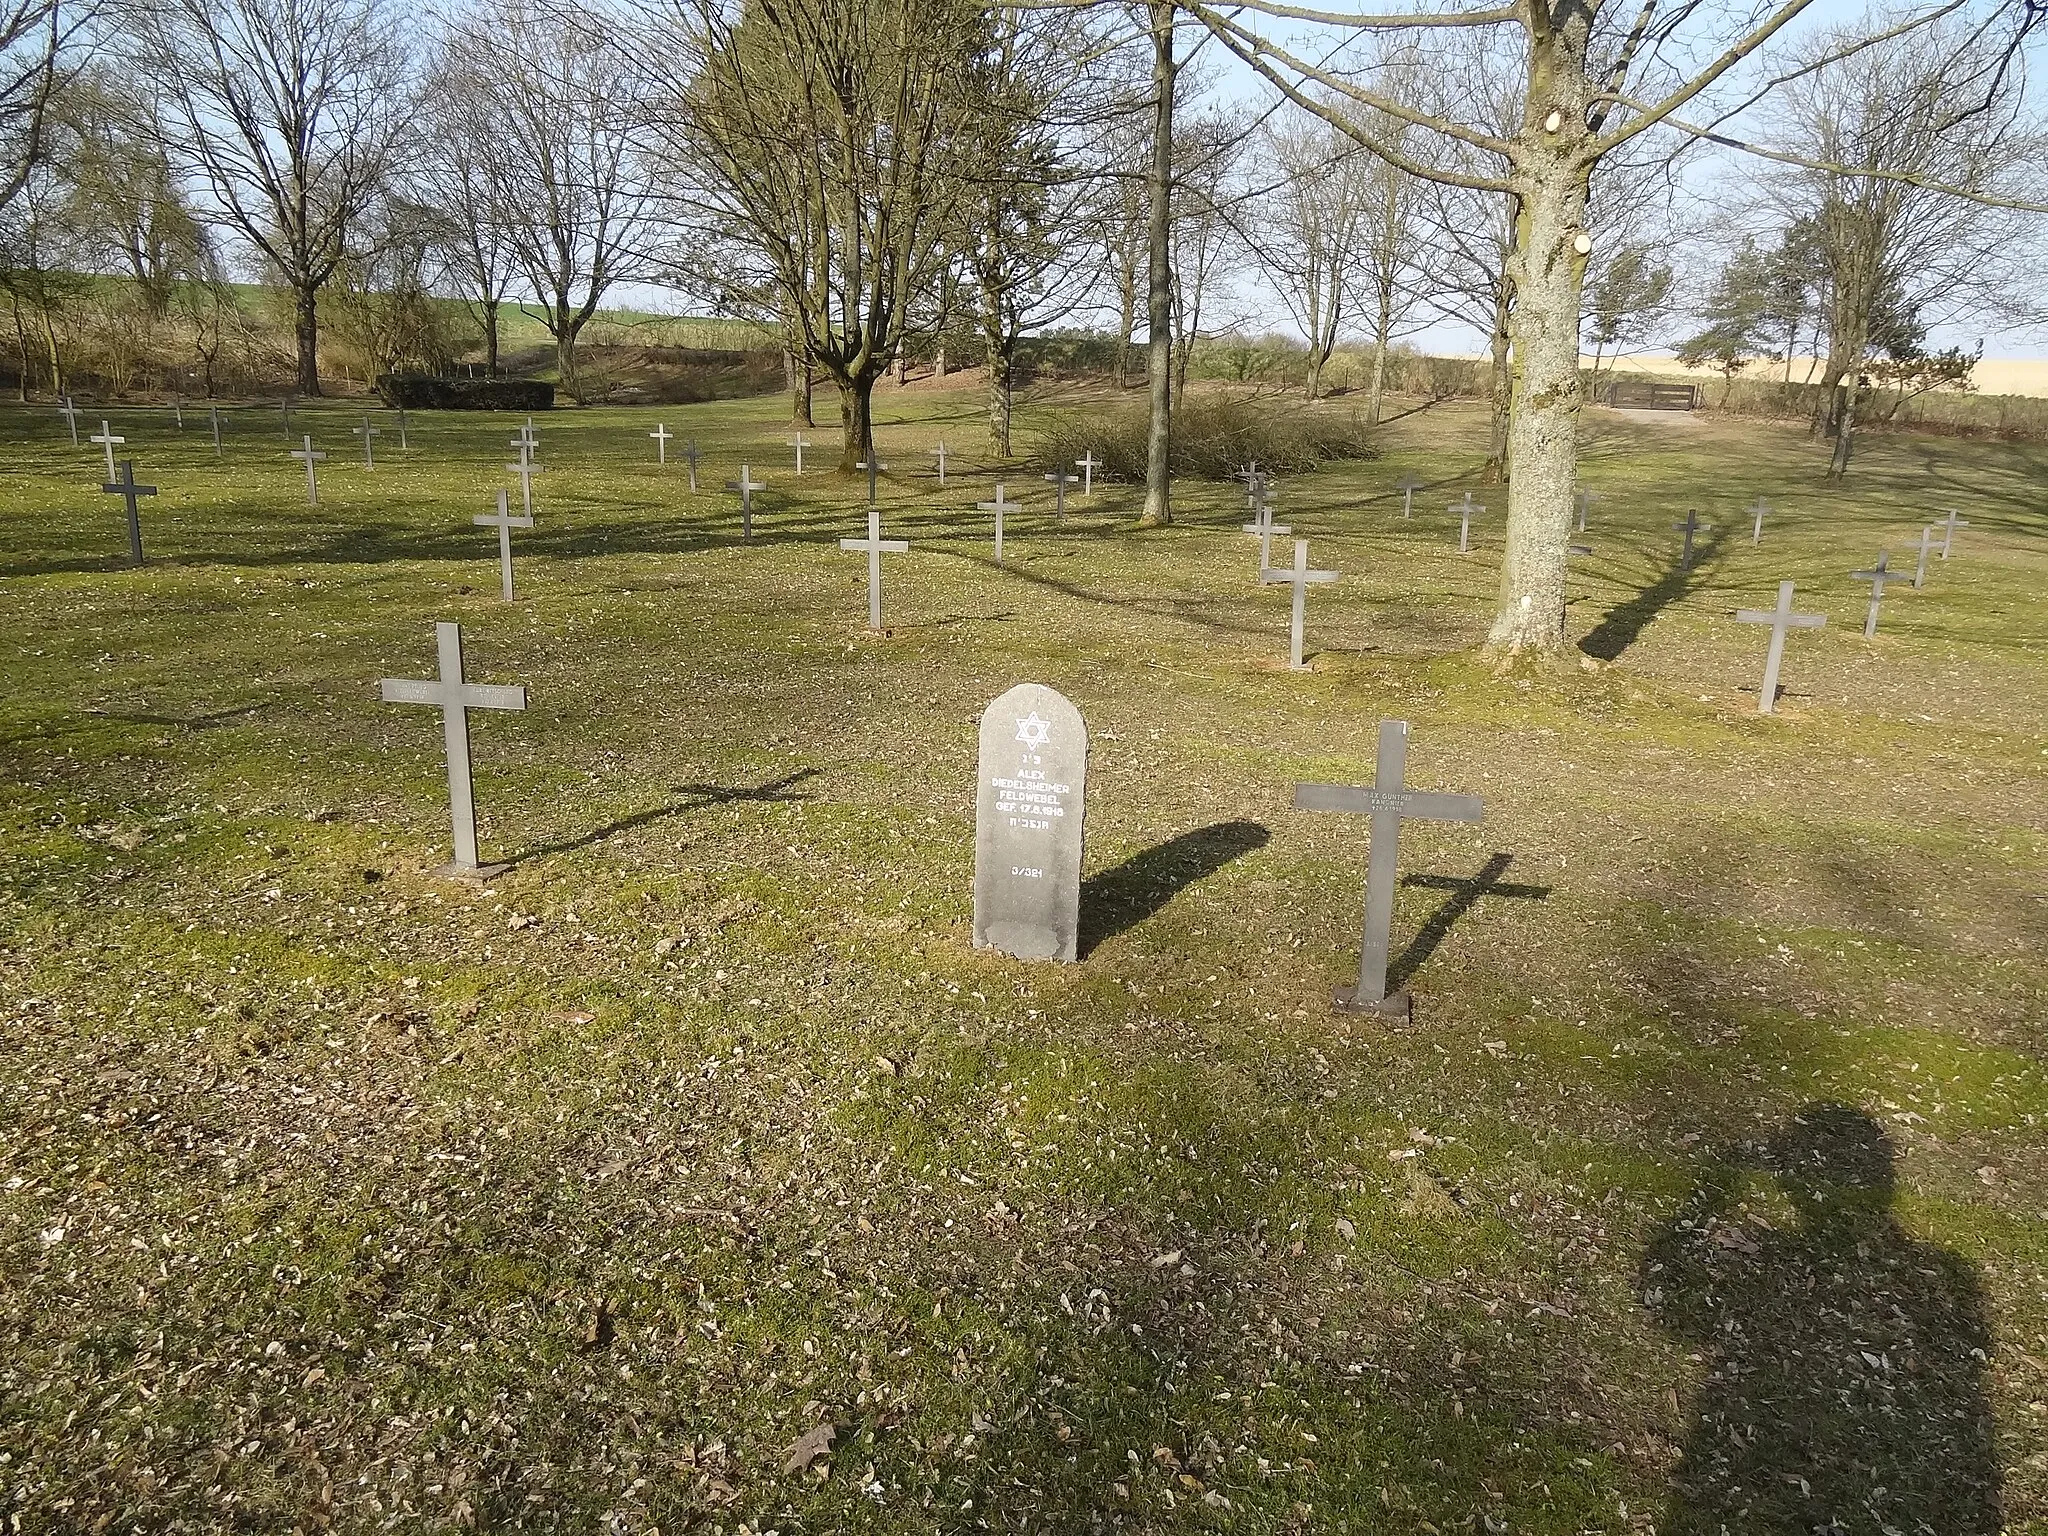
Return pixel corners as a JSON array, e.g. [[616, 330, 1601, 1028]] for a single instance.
[[650, 423, 671, 464], [506, 449, 541, 520], [1576, 488, 1600, 532], [1044, 468, 1075, 519], [474, 488, 533, 602], [1851, 552, 1899, 638], [1749, 495, 1771, 546], [1914, 525, 1936, 588], [840, 506, 908, 631], [857, 456, 888, 508], [1735, 579, 1825, 714], [378, 621, 527, 877], [58, 395, 80, 445], [1260, 538, 1337, 669], [209, 405, 222, 457], [726, 465, 765, 537], [1454, 492, 1482, 553], [291, 436, 326, 505], [91, 421, 124, 482], [787, 432, 808, 474], [102, 460, 156, 567], [683, 439, 700, 492], [1940, 508, 1968, 558], [1396, 474, 1422, 519], [931, 441, 948, 485], [353, 415, 380, 469], [1077, 451, 1099, 497], [1294, 719, 1485, 1018], [977, 483, 1015, 565], [1672, 509, 1709, 570]]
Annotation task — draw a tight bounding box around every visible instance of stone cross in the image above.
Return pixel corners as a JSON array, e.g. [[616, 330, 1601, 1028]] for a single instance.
[[726, 465, 765, 538], [973, 682, 1087, 963], [1673, 509, 1709, 570], [58, 396, 80, 445], [378, 621, 527, 877], [1043, 468, 1075, 520], [353, 415, 380, 469], [102, 460, 156, 567], [91, 421, 125, 482], [474, 488, 533, 602], [857, 456, 888, 508], [506, 450, 541, 520], [650, 423, 671, 465], [291, 436, 326, 505], [1735, 579, 1825, 715], [1260, 538, 1337, 670], [1244, 491, 1292, 573], [840, 506, 908, 631], [1235, 463, 1263, 503], [1077, 451, 1099, 497], [1940, 508, 1968, 558], [1914, 525, 1936, 588], [1454, 492, 1482, 553], [516, 417, 539, 451], [1294, 719, 1485, 1018], [931, 440, 948, 485], [787, 432, 808, 474], [1851, 553, 1898, 638], [1576, 488, 1600, 532], [978, 484, 1015, 565], [683, 439, 701, 493], [172, 397, 183, 429], [280, 397, 294, 438], [395, 408, 409, 450], [209, 405, 222, 457], [1749, 495, 1771, 546], [1396, 474, 1422, 519]]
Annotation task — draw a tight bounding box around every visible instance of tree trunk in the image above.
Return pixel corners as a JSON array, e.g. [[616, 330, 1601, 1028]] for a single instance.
[[1483, 152, 1592, 656], [987, 338, 1013, 456], [42, 305, 61, 395], [555, 299, 578, 400], [1367, 325, 1389, 427], [1305, 351, 1323, 401], [11, 297, 29, 401], [1483, 289, 1511, 483], [294, 282, 321, 396], [837, 372, 876, 473], [934, 343, 947, 380], [1140, 0, 1175, 527], [484, 299, 500, 377], [1827, 372, 1859, 479]]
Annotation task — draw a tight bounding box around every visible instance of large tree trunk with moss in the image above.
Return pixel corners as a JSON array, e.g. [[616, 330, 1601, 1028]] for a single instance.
[[1484, 144, 1592, 655], [483, 299, 501, 377], [1140, 0, 1175, 526], [986, 334, 1014, 456], [1483, 281, 1511, 481], [836, 372, 877, 472], [294, 283, 321, 396]]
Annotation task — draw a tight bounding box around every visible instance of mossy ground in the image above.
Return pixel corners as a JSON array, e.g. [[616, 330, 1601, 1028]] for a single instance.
[[2, 383, 2044, 1532]]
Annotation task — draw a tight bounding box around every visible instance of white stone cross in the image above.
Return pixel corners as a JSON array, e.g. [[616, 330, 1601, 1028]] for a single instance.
[[102, 460, 156, 567], [1293, 719, 1486, 1019], [726, 465, 765, 537], [1395, 474, 1422, 519], [787, 433, 808, 474], [1748, 495, 1771, 546], [931, 440, 948, 485], [1735, 579, 1825, 715], [172, 397, 183, 429], [977, 483, 1015, 565], [91, 421, 124, 482], [280, 397, 295, 438], [378, 621, 527, 877], [1043, 468, 1075, 520], [1672, 508, 1709, 570], [209, 405, 222, 456], [506, 450, 541, 520], [395, 407, 409, 449], [1243, 490, 1292, 573], [651, 423, 671, 464], [1940, 508, 1968, 558], [58, 396, 80, 445], [1576, 488, 1600, 533], [683, 439, 700, 493], [516, 417, 539, 451], [474, 488, 534, 602], [1454, 492, 1482, 553], [1235, 462, 1263, 501], [353, 415, 380, 469], [840, 506, 908, 632], [1077, 451, 1099, 497], [1914, 525, 1937, 589], [291, 435, 326, 505], [1851, 552, 1899, 638], [1260, 538, 1338, 670]]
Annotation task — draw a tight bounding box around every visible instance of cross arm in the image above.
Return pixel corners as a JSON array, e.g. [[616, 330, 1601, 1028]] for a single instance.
[[1294, 784, 1484, 822], [1734, 608, 1824, 627], [463, 684, 527, 712], [380, 678, 448, 706]]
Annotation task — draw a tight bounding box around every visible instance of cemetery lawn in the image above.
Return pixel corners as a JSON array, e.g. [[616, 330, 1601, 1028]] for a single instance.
[[3, 387, 2045, 1533]]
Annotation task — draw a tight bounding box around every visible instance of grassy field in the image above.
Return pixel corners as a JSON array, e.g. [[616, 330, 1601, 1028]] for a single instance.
[[2, 382, 2044, 1533]]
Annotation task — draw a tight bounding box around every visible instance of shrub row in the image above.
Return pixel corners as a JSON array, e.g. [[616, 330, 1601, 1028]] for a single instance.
[[375, 375, 556, 411], [1031, 392, 1379, 482]]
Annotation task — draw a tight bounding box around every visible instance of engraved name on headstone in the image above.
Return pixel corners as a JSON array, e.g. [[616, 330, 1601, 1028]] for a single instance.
[[973, 683, 1088, 963]]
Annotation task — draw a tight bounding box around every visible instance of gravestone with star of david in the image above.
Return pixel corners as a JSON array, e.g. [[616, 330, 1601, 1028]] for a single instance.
[[973, 683, 1088, 964]]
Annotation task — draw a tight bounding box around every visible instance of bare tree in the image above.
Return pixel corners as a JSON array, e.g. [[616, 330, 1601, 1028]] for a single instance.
[[60, 72, 202, 321], [0, 0, 65, 216], [412, 50, 518, 377], [1255, 108, 1367, 399], [1167, 105, 1247, 400], [128, 0, 406, 394], [1187, 0, 2044, 658]]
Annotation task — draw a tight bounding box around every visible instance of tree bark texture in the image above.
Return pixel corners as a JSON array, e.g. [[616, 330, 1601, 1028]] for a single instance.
[[1140, 0, 1175, 526]]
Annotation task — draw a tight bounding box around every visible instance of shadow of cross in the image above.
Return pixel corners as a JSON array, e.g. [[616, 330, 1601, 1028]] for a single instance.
[[1390, 853, 1551, 992]]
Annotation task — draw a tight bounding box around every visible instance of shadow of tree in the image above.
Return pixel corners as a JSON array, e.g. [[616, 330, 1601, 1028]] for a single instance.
[[1578, 526, 1731, 662], [1645, 1103, 2000, 1534], [1079, 820, 1270, 957]]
